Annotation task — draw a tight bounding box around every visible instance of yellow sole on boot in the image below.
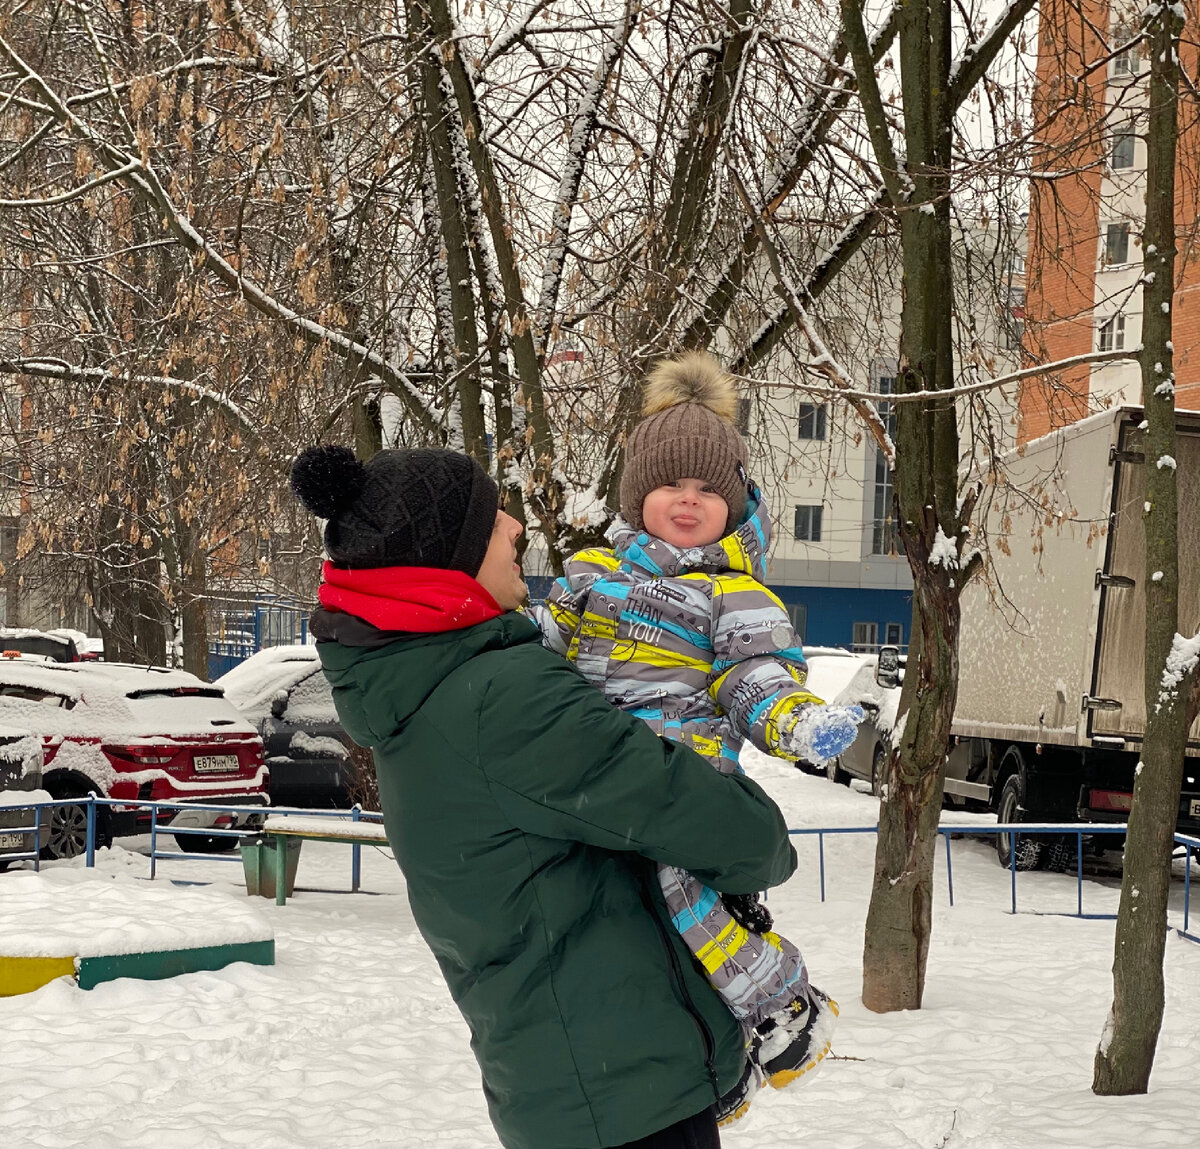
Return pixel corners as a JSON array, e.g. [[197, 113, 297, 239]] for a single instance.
[[766, 1038, 832, 1090], [716, 1098, 753, 1128]]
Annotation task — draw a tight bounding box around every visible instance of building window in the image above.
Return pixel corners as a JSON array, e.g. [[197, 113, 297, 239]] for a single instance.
[[870, 361, 899, 555], [1112, 26, 1141, 75], [735, 397, 752, 436], [885, 622, 903, 646], [1098, 313, 1126, 352], [786, 603, 807, 642], [797, 403, 827, 441], [794, 505, 823, 542], [1110, 127, 1136, 170], [852, 622, 878, 652], [1105, 222, 1130, 265]]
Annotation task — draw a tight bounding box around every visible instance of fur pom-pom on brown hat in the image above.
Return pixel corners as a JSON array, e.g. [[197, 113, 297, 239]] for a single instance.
[[619, 353, 749, 532]]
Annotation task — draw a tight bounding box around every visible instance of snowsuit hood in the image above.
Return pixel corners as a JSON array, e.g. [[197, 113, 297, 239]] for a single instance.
[[315, 609, 796, 1149]]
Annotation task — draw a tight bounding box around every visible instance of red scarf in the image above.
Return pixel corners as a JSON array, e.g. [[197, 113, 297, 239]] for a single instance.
[[318, 562, 503, 633]]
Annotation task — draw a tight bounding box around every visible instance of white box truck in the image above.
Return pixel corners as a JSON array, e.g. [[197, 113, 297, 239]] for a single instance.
[[935, 405, 1200, 862]]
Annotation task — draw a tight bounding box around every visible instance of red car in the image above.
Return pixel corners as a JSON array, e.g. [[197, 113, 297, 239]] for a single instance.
[[0, 659, 269, 859]]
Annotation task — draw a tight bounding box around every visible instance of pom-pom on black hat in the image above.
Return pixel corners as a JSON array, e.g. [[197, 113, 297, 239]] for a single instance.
[[290, 445, 499, 575]]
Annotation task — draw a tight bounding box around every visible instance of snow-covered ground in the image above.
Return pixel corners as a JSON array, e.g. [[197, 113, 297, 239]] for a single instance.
[[3, 751, 1198, 1149]]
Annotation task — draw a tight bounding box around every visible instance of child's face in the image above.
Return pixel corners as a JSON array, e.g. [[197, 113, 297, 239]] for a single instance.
[[641, 479, 729, 548]]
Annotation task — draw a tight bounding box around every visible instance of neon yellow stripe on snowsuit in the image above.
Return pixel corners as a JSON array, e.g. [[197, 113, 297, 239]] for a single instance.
[[571, 548, 621, 572], [609, 644, 711, 673], [695, 918, 750, 975], [717, 535, 754, 574], [548, 600, 580, 632]]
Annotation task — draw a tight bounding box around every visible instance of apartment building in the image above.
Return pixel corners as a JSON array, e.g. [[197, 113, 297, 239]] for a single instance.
[[1021, 0, 1200, 440], [746, 225, 1023, 651]]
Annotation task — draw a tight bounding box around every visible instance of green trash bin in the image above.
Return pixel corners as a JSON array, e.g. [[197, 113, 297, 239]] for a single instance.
[[240, 835, 302, 899]]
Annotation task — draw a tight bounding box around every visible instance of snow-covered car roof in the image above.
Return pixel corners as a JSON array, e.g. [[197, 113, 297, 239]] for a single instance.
[[830, 655, 904, 736], [0, 661, 259, 739], [802, 649, 873, 705], [215, 645, 324, 720]]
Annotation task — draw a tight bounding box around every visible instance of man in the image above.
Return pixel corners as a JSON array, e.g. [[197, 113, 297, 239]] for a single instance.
[[291, 444, 797, 1149]]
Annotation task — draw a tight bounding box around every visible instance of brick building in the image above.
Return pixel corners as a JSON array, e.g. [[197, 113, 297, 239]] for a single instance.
[[1021, 0, 1200, 442]]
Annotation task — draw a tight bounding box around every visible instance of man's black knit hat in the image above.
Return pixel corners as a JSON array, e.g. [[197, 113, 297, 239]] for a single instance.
[[290, 445, 499, 575]]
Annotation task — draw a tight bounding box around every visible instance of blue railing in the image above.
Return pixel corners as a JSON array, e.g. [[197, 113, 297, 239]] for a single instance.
[[4, 801, 1197, 943], [791, 822, 1200, 944], [1, 796, 386, 893]]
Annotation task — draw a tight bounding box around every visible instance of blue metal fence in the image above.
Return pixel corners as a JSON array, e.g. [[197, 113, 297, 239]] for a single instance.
[[2, 796, 385, 894], [790, 822, 1200, 944], [4, 799, 1198, 943]]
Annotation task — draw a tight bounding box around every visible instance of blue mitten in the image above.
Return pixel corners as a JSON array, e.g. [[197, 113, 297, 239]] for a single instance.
[[782, 704, 866, 764]]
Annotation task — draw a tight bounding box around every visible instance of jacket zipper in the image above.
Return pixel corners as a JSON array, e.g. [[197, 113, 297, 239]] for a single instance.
[[639, 874, 720, 1099]]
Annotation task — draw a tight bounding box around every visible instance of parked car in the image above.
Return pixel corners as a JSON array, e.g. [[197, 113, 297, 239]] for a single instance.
[[827, 650, 906, 793], [215, 645, 357, 809], [0, 724, 51, 864], [0, 660, 269, 859], [790, 647, 873, 774], [0, 627, 82, 663]]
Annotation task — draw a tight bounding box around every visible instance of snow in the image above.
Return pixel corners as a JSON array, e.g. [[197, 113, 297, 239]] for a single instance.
[[0, 786, 50, 808], [0, 662, 259, 739], [214, 645, 320, 720], [2, 864, 273, 958], [802, 650, 871, 705], [928, 525, 959, 569], [2, 763, 1198, 1147], [286, 732, 347, 759], [1159, 630, 1200, 704]]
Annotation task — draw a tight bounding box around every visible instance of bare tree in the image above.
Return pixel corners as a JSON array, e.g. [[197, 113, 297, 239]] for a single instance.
[[1094, 0, 1200, 1095]]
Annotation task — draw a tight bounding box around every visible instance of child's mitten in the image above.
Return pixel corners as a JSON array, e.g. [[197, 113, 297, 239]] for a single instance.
[[781, 704, 865, 764]]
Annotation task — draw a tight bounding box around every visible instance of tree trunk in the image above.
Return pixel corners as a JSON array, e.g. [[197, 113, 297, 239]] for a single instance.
[[1094, 1, 1190, 1095], [857, 0, 966, 1012]]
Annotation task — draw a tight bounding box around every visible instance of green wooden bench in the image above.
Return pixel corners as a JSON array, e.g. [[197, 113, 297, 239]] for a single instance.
[[251, 815, 390, 905]]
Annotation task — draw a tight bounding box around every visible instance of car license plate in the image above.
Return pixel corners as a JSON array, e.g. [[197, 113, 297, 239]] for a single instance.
[[1191, 799, 1200, 818], [193, 754, 239, 774], [0, 832, 25, 849]]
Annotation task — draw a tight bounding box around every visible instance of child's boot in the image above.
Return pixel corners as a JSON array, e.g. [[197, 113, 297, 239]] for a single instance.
[[752, 986, 839, 1090], [714, 1053, 762, 1126]]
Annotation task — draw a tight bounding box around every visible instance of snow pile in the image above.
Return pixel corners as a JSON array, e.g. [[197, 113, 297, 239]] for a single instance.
[[1160, 630, 1200, 707], [1, 865, 273, 958]]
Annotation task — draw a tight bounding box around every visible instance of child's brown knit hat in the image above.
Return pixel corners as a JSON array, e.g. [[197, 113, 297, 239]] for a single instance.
[[619, 353, 749, 532]]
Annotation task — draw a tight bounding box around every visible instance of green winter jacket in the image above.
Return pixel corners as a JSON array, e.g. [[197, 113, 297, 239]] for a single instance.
[[316, 609, 797, 1149]]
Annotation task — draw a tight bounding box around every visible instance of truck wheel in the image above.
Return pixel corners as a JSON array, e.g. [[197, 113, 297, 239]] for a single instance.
[[995, 771, 1042, 870], [871, 745, 888, 797]]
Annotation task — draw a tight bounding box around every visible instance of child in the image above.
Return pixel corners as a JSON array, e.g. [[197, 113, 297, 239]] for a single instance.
[[532, 352, 864, 1125]]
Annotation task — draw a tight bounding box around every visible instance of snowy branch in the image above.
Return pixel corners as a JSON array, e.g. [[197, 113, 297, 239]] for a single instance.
[[0, 359, 259, 441]]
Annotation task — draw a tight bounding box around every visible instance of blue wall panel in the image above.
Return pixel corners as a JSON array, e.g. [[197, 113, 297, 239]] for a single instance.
[[767, 583, 911, 650]]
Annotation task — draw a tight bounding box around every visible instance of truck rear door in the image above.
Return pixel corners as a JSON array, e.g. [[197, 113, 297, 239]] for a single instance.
[[1089, 413, 1200, 749]]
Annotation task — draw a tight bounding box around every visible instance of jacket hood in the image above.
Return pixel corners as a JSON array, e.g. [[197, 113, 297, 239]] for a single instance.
[[315, 610, 542, 748], [606, 485, 772, 582]]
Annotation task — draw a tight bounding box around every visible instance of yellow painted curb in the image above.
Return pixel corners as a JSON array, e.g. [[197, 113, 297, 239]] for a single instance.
[[0, 955, 77, 997]]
